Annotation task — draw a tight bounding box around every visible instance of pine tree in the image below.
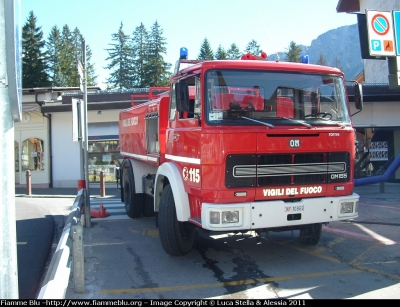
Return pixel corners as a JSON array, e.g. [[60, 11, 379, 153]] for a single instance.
[[145, 21, 172, 87], [46, 25, 64, 86], [227, 43, 241, 59], [131, 22, 149, 88], [285, 41, 302, 62], [70, 28, 98, 87], [215, 45, 228, 60], [85, 45, 98, 86], [331, 57, 343, 71], [69, 27, 83, 87], [47, 25, 97, 87], [105, 22, 133, 89], [58, 25, 76, 86], [197, 38, 214, 60], [22, 11, 50, 87], [244, 39, 261, 56], [316, 52, 328, 66]]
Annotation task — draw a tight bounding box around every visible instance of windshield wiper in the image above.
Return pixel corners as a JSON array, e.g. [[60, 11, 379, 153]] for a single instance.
[[279, 116, 312, 128], [240, 116, 274, 128]]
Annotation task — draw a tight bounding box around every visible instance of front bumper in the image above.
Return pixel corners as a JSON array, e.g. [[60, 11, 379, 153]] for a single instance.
[[200, 193, 359, 231]]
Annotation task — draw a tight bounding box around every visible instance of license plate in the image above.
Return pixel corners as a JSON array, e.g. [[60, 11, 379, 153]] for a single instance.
[[284, 204, 304, 212]]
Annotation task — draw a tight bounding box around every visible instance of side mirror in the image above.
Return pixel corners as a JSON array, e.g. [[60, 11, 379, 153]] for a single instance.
[[175, 81, 189, 112], [354, 81, 363, 111]]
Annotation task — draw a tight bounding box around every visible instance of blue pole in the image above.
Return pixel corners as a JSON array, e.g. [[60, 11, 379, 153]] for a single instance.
[[354, 154, 400, 186]]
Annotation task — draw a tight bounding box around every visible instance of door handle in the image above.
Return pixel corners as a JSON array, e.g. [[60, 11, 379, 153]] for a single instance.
[[173, 134, 180, 141]]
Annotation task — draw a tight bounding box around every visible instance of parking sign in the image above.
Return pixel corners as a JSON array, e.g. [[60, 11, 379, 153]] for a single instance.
[[367, 10, 396, 57]]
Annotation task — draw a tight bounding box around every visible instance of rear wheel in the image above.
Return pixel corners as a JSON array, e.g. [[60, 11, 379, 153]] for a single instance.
[[300, 223, 322, 245], [158, 184, 195, 256], [122, 164, 143, 218]]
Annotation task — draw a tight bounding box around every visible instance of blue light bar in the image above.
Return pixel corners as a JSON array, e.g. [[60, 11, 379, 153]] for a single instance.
[[180, 47, 188, 60], [301, 55, 309, 64]]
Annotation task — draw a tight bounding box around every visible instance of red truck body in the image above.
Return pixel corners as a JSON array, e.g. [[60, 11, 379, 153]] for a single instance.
[[119, 54, 363, 256]]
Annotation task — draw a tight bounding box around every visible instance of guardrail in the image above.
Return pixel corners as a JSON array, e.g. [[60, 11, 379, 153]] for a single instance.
[[37, 188, 85, 298]]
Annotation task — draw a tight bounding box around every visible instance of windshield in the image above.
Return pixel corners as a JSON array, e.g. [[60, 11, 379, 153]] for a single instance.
[[205, 70, 351, 127]]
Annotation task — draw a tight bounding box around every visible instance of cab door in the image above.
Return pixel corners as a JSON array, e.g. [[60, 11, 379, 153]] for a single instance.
[[166, 76, 202, 189]]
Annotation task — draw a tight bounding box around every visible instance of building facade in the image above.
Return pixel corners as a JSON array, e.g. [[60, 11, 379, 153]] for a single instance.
[[15, 87, 137, 188], [338, 0, 400, 181]]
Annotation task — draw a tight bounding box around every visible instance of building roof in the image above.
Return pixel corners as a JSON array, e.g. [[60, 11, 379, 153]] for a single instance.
[[347, 83, 400, 102], [336, 0, 360, 13]]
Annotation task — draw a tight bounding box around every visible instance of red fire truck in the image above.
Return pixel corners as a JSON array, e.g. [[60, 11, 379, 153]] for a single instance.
[[118, 48, 363, 256]]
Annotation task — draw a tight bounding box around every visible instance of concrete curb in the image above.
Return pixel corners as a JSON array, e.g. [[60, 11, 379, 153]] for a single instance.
[[37, 189, 84, 299]]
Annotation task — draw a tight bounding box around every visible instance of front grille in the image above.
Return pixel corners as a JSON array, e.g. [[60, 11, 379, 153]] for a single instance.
[[226, 152, 349, 188]]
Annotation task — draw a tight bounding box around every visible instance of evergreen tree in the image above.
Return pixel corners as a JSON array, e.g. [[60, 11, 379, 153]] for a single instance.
[[145, 21, 172, 87], [69, 27, 83, 87], [105, 22, 133, 89], [131, 22, 149, 87], [47, 25, 97, 87], [227, 43, 241, 59], [59, 25, 76, 86], [46, 25, 64, 86], [85, 44, 98, 86], [244, 39, 261, 56], [215, 45, 228, 60], [316, 52, 328, 66], [71, 28, 98, 87], [331, 57, 343, 71], [285, 41, 302, 62], [197, 38, 214, 60], [22, 11, 50, 87]]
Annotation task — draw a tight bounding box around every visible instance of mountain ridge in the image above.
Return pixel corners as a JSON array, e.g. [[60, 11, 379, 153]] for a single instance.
[[268, 24, 363, 80]]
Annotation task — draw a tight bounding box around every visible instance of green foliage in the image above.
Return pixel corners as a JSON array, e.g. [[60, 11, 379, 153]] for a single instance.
[[215, 45, 228, 60], [285, 41, 302, 62], [46, 26, 63, 86], [227, 43, 241, 59], [26, 11, 337, 90], [244, 39, 261, 56], [22, 11, 50, 87], [104, 20, 171, 89], [130, 22, 148, 88], [197, 38, 214, 60], [146, 21, 172, 87], [105, 22, 133, 89], [24, 12, 97, 88]]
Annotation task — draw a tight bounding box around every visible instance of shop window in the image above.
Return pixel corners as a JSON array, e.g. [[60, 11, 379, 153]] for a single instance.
[[88, 140, 121, 182], [21, 138, 44, 171], [15, 141, 19, 172]]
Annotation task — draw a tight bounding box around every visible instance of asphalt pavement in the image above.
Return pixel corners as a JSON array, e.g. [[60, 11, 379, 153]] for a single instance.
[[13, 182, 400, 299], [14, 184, 122, 299]]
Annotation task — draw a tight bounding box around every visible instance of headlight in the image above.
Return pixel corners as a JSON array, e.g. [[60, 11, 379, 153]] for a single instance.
[[340, 201, 356, 214], [210, 210, 240, 224], [222, 211, 239, 223]]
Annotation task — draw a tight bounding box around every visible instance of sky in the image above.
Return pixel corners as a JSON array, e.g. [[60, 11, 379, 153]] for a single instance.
[[22, 0, 358, 89]]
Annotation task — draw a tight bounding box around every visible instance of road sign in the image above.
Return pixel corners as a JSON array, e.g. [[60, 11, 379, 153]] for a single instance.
[[367, 10, 396, 57], [393, 11, 400, 55]]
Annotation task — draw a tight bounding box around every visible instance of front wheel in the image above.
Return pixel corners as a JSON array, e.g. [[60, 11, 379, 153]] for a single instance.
[[300, 223, 322, 245], [158, 184, 195, 256]]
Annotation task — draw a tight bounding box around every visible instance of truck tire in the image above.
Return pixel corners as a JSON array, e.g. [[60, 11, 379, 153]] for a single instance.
[[143, 195, 155, 217], [300, 223, 322, 245], [122, 164, 143, 218], [158, 184, 195, 256]]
